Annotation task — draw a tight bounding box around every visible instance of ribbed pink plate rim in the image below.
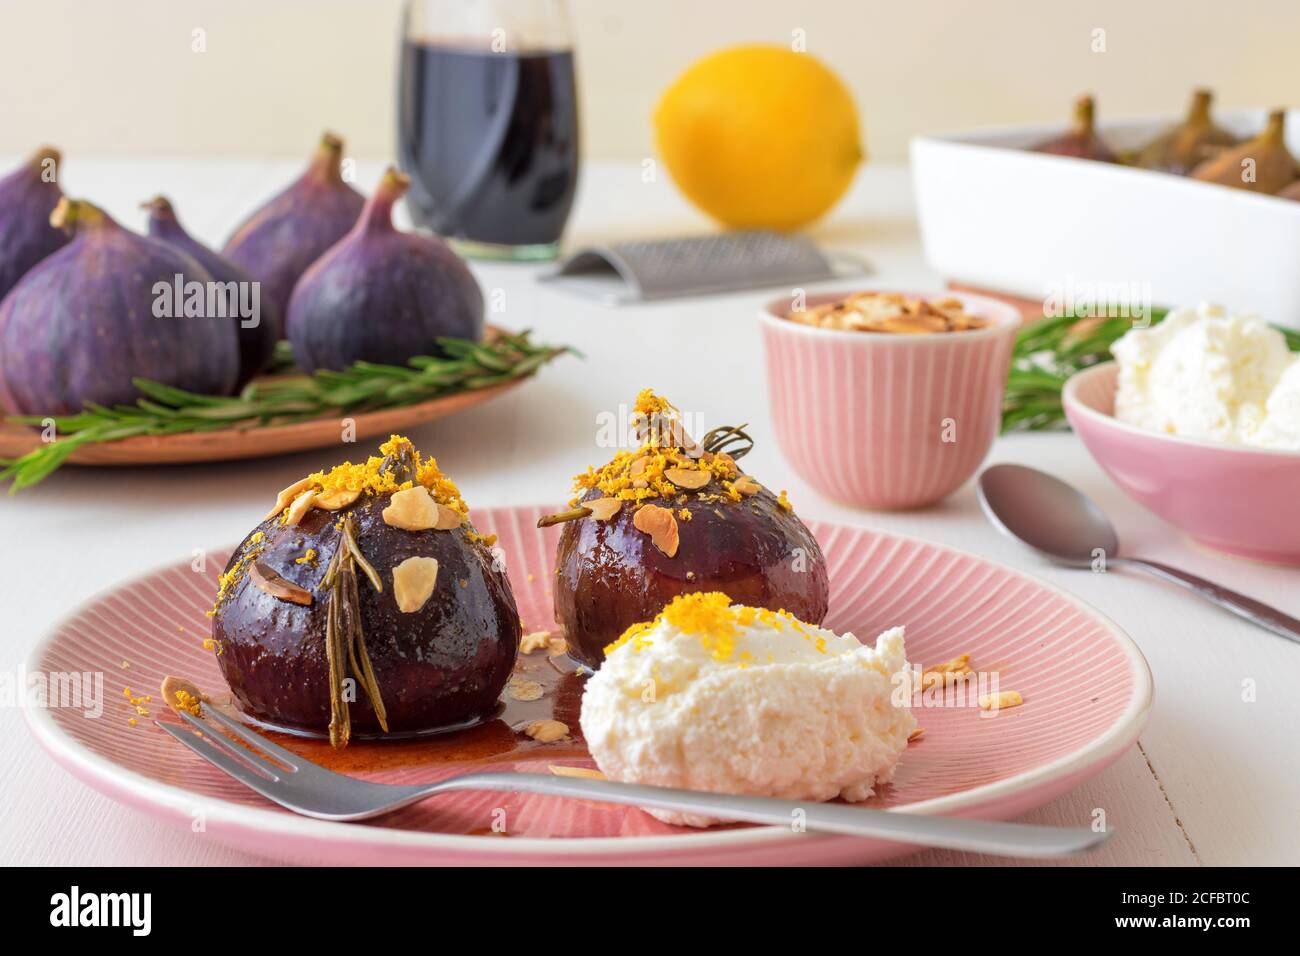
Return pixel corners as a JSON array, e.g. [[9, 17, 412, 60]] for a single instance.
[[24, 507, 1152, 864]]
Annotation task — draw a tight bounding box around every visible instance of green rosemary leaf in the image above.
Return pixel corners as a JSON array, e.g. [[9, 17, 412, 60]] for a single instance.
[[1, 332, 574, 490]]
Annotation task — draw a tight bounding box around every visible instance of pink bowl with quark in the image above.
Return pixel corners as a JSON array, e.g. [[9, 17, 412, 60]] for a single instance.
[[1064, 362, 1300, 566]]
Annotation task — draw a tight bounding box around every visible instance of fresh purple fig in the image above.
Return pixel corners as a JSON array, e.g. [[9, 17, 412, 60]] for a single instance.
[[0, 146, 70, 303], [1031, 95, 1119, 162], [286, 167, 484, 373], [222, 132, 364, 318], [143, 196, 280, 388], [0, 198, 239, 415]]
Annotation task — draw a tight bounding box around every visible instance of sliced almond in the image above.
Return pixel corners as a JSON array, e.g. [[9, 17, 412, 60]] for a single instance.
[[665, 467, 710, 490], [632, 504, 679, 557], [160, 675, 206, 716], [284, 488, 318, 527], [524, 719, 569, 743], [586, 497, 623, 521], [978, 690, 1023, 711], [392, 556, 439, 613], [627, 456, 649, 479], [520, 630, 553, 654], [382, 486, 439, 531], [908, 727, 925, 742], [549, 765, 605, 780], [250, 561, 313, 605], [507, 677, 544, 702], [263, 477, 315, 521], [432, 503, 463, 530], [733, 475, 761, 496], [315, 487, 361, 511]]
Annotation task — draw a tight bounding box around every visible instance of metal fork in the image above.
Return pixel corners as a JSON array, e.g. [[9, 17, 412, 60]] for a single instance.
[[157, 707, 1110, 858]]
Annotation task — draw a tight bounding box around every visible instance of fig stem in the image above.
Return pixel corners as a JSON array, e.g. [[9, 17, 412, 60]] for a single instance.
[[49, 197, 107, 232], [537, 506, 593, 528], [307, 131, 347, 184], [1072, 95, 1096, 136], [1188, 89, 1213, 125]]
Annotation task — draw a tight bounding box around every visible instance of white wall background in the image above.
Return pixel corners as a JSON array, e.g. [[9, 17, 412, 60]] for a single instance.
[[0, 0, 1297, 162]]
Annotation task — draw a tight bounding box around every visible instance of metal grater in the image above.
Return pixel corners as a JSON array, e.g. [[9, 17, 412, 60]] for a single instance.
[[541, 230, 869, 304]]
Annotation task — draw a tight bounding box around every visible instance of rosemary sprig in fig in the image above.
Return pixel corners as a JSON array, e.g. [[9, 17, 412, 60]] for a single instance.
[[321, 514, 388, 748], [0, 331, 575, 491]]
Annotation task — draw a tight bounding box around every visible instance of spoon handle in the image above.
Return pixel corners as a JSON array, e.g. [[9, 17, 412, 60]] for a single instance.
[[1119, 558, 1300, 645]]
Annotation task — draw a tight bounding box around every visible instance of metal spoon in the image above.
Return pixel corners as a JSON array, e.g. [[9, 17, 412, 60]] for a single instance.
[[977, 464, 1300, 645]]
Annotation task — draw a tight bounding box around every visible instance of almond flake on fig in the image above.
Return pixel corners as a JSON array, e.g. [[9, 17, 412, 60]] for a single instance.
[[250, 561, 313, 605], [432, 503, 463, 530], [586, 497, 622, 521], [633, 504, 679, 557], [382, 486, 441, 531], [284, 488, 318, 526], [315, 487, 361, 511], [392, 556, 439, 613], [263, 477, 314, 521], [733, 476, 761, 496], [665, 467, 710, 490]]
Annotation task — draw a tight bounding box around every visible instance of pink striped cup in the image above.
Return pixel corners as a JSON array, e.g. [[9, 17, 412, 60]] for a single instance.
[[760, 290, 1019, 509]]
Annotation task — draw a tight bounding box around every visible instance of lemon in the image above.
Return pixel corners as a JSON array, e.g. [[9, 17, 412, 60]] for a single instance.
[[654, 45, 864, 230]]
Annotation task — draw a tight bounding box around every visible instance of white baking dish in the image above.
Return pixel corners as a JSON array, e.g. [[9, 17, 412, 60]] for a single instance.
[[910, 108, 1300, 330]]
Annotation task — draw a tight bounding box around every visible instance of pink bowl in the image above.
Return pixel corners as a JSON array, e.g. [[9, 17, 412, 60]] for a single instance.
[[760, 290, 1020, 509], [1064, 362, 1300, 565]]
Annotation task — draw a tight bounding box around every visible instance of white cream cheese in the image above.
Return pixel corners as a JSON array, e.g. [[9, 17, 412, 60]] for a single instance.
[[578, 592, 915, 827], [1112, 302, 1299, 450]]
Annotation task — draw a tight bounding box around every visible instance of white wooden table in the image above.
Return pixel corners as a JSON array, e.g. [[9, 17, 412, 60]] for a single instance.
[[2, 159, 1296, 866]]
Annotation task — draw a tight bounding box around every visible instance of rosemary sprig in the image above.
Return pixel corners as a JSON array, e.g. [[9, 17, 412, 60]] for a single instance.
[[0, 331, 573, 491], [1003, 309, 1300, 432], [323, 513, 388, 748]]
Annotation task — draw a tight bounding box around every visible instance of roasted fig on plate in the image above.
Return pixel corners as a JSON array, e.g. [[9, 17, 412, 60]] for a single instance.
[[1030, 95, 1118, 163], [544, 390, 829, 667], [211, 435, 519, 746]]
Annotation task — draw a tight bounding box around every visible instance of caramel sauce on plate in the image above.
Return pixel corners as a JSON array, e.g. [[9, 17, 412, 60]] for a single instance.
[[236, 651, 589, 774]]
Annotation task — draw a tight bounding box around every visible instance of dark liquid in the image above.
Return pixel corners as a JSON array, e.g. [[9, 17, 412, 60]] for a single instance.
[[398, 40, 579, 248]]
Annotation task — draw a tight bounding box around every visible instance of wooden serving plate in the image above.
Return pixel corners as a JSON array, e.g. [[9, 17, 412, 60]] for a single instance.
[[0, 378, 522, 468]]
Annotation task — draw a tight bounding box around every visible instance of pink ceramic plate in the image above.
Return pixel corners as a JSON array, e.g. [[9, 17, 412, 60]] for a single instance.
[[25, 506, 1151, 866]]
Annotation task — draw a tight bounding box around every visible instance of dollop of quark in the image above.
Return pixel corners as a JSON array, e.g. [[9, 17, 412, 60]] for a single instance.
[[1112, 303, 1300, 451], [579, 592, 915, 827]]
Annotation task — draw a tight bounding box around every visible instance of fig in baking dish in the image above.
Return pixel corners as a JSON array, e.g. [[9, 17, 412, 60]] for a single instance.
[[1133, 88, 1239, 176], [542, 390, 829, 667], [210, 435, 519, 746], [1030, 95, 1118, 163], [1191, 109, 1300, 194]]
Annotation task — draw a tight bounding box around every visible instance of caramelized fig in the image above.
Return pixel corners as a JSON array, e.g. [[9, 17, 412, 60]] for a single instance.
[[222, 132, 364, 317], [1030, 95, 1118, 162], [1191, 110, 1300, 193], [211, 436, 519, 744], [143, 196, 280, 388], [0, 146, 69, 302], [1134, 89, 1239, 175], [546, 391, 829, 667]]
